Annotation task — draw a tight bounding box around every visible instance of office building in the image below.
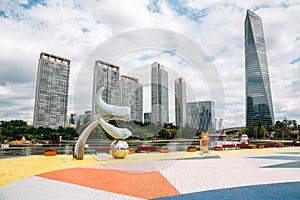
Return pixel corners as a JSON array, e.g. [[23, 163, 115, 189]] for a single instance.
[[120, 75, 143, 122], [92, 60, 120, 118], [186, 101, 215, 132], [77, 111, 93, 125], [245, 9, 274, 128], [175, 78, 186, 127], [151, 62, 169, 124], [33, 52, 70, 128]]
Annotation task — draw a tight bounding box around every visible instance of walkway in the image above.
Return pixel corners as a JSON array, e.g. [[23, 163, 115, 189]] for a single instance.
[[1, 147, 300, 199]]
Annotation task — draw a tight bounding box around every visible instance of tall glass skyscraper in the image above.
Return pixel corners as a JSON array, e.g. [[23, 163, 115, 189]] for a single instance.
[[175, 78, 186, 127], [245, 9, 274, 128], [33, 52, 70, 128], [151, 62, 169, 124]]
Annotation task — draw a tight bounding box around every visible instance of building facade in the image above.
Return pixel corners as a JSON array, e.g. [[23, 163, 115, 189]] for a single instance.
[[120, 75, 143, 122], [175, 78, 186, 127], [144, 112, 151, 123], [33, 52, 70, 128], [77, 111, 93, 125], [151, 62, 169, 124], [245, 9, 274, 128], [92, 60, 120, 118], [186, 101, 215, 132]]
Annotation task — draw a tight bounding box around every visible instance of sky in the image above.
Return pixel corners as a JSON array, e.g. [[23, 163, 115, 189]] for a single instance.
[[0, 0, 299, 128]]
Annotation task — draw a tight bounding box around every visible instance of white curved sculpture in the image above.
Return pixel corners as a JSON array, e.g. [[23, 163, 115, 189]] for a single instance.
[[95, 87, 130, 118], [73, 120, 100, 159], [99, 118, 132, 139], [74, 87, 132, 160]]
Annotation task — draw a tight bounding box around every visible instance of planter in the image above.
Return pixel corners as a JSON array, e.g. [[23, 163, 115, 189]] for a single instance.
[[44, 148, 57, 156], [214, 146, 222, 151], [258, 145, 264, 148], [160, 147, 169, 153], [128, 149, 135, 154], [278, 143, 284, 148], [187, 148, 197, 152], [250, 145, 257, 149]]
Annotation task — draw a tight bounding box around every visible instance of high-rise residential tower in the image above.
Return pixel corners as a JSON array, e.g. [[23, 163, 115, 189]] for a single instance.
[[151, 62, 169, 124], [186, 101, 215, 132], [175, 78, 186, 127], [33, 52, 70, 128], [245, 9, 274, 128], [120, 75, 143, 122], [92, 60, 120, 118]]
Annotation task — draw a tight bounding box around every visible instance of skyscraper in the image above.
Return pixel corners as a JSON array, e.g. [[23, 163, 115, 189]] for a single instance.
[[151, 62, 169, 124], [120, 75, 143, 122], [186, 101, 215, 132], [33, 52, 70, 128], [245, 9, 274, 128], [92, 60, 120, 118], [175, 78, 186, 127]]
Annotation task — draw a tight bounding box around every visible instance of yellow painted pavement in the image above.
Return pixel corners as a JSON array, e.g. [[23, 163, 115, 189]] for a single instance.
[[0, 154, 99, 186]]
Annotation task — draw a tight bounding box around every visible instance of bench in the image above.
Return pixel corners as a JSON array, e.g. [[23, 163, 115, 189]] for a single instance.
[[236, 144, 249, 149], [222, 144, 236, 150], [136, 146, 157, 152]]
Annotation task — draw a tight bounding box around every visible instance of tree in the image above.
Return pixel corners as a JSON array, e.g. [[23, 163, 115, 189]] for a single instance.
[[237, 128, 246, 138], [158, 128, 168, 139], [246, 122, 257, 138], [257, 121, 267, 139]]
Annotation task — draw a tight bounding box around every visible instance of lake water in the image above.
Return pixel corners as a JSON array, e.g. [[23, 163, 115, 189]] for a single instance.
[[0, 139, 217, 159]]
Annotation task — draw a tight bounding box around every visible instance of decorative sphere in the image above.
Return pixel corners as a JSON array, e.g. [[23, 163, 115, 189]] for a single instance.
[[110, 140, 129, 159]]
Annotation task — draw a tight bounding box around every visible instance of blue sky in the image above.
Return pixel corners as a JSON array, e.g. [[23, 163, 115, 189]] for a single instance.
[[0, 0, 299, 128]]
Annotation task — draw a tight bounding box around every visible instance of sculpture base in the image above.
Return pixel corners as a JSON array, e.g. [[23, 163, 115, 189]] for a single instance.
[[110, 140, 129, 159]]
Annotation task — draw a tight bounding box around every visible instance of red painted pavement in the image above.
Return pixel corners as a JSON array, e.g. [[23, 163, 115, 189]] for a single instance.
[[38, 168, 180, 199]]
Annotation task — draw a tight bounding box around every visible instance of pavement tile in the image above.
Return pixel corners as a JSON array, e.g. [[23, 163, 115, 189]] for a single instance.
[[0, 176, 142, 200], [152, 181, 300, 200], [1, 147, 300, 199], [37, 168, 180, 199]]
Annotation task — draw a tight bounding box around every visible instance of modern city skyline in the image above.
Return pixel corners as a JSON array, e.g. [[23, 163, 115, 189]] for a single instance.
[[92, 60, 120, 119], [33, 52, 71, 129], [2, 2, 299, 127], [175, 77, 186, 127], [245, 9, 274, 128], [151, 62, 169, 124], [186, 101, 215, 132], [120, 75, 143, 122]]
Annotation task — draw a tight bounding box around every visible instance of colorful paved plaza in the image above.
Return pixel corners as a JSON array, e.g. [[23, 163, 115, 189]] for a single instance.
[[1, 147, 300, 199]]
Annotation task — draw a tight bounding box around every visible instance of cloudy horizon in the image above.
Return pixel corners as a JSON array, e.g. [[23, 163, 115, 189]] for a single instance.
[[0, 0, 299, 128]]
